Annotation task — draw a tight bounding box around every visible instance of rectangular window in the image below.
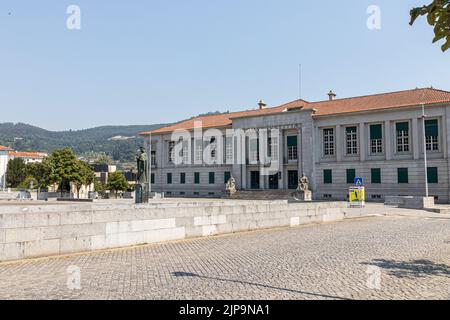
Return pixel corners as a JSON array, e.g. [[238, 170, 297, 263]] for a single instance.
[[396, 122, 410, 153], [397, 168, 409, 184], [324, 169, 332, 184], [209, 172, 215, 184], [249, 138, 259, 163], [180, 173, 186, 184], [346, 169, 356, 184], [370, 124, 383, 154], [194, 172, 200, 184], [425, 119, 439, 151], [323, 129, 335, 156], [151, 173, 155, 184], [427, 167, 438, 184], [346, 127, 358, 155], [287, 136, 298, 160], [151, 151, 156, 166], [167, 173, 172, 184], [269, 137, 279, 160], [225, 137, 233, 163], [224, 171, 231, 184], [195, 140, 203, 162], [371, 168, 381, 184], [168, 142, 175, 163], [182, 141, 189, 164], [210, 137, 217, 160]]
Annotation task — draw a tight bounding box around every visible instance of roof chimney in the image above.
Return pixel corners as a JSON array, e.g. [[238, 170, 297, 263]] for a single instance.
[[258, 100, 267, 110], [328, 90, 336, 101]]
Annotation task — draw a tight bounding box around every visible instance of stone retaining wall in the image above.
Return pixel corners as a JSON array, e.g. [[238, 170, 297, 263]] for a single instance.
[[0, 200, 347, 261]]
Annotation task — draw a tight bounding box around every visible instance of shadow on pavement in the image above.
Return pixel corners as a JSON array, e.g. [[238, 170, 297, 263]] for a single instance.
[[361, 259, 450, 279], [171, 271, 350, 300]]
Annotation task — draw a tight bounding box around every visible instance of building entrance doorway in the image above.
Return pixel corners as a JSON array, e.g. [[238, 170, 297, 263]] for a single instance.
[[250, 171, 260, 189], [288, 171, 298, 189], [269, 174, 279, 190]]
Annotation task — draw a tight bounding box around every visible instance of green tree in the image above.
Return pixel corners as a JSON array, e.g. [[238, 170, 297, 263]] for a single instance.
[[94, 180, 106, 193], [73, 160, 96, 198], [26, 160, 52, 196], [47, 148, 81, 196], [410, 0, 450, 51], [107, 171, 129, 198], [6, 158, 27, 188], [18, 176, 37, 190]]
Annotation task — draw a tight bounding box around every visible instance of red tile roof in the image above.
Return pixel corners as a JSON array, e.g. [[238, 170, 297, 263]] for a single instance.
[[8, 151, 46, 158], [140, 88, 450, 135], [0, 146, 12, 151]]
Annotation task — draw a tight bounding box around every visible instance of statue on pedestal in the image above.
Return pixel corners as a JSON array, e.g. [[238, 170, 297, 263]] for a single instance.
[[293, 174, 312, 201], [135, 147, 149, 204], [225, 176, 237, 196]]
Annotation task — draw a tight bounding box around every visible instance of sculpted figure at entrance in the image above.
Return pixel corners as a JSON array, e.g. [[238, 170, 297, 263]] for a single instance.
[[293, 174, 312, 202], [225, 176, 237, 195]]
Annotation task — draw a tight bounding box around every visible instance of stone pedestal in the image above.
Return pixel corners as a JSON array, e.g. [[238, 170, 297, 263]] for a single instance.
[[294, 190, 312, 201], [135, 183, 149, 204]]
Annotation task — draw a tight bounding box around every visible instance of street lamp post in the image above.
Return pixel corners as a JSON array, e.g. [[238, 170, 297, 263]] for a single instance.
[[421, 103, 429, 198]]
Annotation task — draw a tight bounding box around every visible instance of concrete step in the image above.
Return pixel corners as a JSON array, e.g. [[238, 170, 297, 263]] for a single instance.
[[224, 190, 295, 200]]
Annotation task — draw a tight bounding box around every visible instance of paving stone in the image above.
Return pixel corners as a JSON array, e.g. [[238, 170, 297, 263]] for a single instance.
[[0, 215, 448, 300]]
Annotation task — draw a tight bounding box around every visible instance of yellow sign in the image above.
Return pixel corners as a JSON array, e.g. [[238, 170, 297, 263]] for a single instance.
[[349, 187, 365, 207]]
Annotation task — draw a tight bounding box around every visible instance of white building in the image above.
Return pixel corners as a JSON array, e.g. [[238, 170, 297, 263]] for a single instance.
[[140, 88, 450, 203], [8, 151, 47, 164], [0, 146, 11, 190]]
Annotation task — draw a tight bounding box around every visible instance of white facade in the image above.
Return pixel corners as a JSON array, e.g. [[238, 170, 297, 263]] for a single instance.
[[0, 150, 8, 190], [143, 89, 450, 203]]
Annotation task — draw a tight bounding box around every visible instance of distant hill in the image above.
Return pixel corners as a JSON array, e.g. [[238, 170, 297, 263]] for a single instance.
[[0, 123, 167, 162]]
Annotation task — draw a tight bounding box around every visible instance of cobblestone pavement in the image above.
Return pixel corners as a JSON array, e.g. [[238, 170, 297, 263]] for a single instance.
[[0, 215, 449, 300]]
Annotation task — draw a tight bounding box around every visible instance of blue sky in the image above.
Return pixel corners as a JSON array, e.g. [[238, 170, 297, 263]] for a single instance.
[[0, 0, 449, 131]]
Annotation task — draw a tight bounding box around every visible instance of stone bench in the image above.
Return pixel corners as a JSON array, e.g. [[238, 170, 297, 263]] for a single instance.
[[385, 196, 435, 209]]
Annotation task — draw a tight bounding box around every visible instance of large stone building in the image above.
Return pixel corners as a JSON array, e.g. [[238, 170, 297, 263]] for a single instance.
[[140, 88, 450, 203]]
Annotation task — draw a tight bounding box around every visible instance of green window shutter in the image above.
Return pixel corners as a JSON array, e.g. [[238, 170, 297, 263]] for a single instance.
[[397, 168, 409, 184], [224, 171, 231, 184], [370, 124, 382, 140], [396, 122, 409, 133], [425, 120, 438, 137], [371, 168, 381, 184], [324, 169, 332, 184], [287, 136, 298, 147], [346, 169, 356, 184], [167, 173, 172, 184], [151, 173, 155, 184], [346, 126, 357, 134], [180, 173, 186, 184], [209, 172, 215, 184], [194, 172, 200, 184], [427, 167, 438, 184]]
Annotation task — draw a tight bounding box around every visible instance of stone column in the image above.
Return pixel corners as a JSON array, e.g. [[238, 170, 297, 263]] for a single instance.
[[278, 128, 284, 189], [258, 129, 266, 190], [242, 134, 247, 189], [412, 118, 420, 160], [232, 133, 242, 190], [359, 123, 366, 162], [385, 120, 392, 161], [336, 125, 343, 162], [301, 121, 315, 192]]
